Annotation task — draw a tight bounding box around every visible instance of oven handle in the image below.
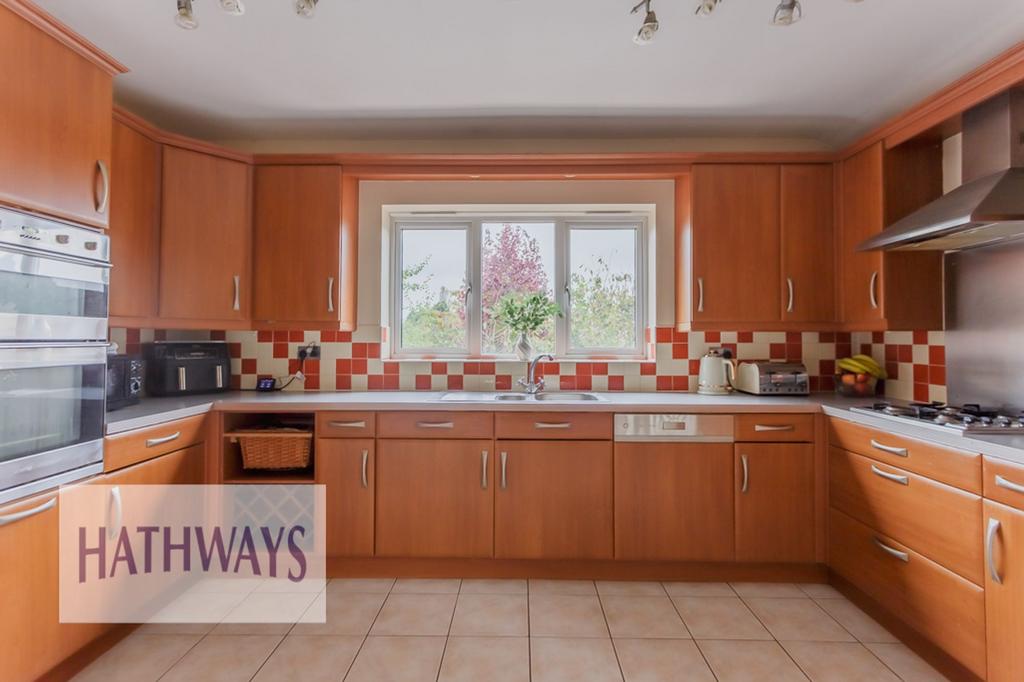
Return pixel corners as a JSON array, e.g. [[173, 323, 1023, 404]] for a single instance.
[[0, 497, 56, 526], [0, 342, 108, 370], [0, 242, 112, 270]]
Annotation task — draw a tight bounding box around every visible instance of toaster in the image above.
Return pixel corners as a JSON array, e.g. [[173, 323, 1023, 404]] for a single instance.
[[142, 341, 231, 396], [733, 362, 809, 396]]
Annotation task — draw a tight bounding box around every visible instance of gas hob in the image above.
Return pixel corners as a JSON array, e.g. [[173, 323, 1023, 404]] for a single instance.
[[851, 401, 1024, 435]]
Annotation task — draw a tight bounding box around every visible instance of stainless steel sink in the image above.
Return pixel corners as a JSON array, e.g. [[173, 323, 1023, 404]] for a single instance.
[[494, 394, 528, 401], [437, 391, 602, 402], [438, 392, 501, 402], [534, 392, 601, 401]]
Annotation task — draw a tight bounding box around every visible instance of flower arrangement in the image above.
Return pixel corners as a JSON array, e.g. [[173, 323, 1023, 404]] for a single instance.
[[495, 292, 562, 360]]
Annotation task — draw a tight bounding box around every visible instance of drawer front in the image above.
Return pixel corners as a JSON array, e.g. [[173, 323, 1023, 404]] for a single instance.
[[829, 447, 983, 584], [735, 414, 814, 442], [829, 417, 981, 493], [104, 414, 207, 472], [984, 456, 1024, 512], [317, 411, 376, 438], [378, 411, 493, 439], [829, 508, 987, 679], [495, 412, 613, 440]]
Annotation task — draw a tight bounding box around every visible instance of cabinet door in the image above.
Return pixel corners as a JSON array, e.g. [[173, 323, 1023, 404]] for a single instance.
[[781, 164, 835, 323], [109, 119, 161, 319], [985, 500, 1024, 682], [692, 164, 780, 323], [253, 165, 341, 324], [317, 439, 374, 557], [0, 6, 113, 228], [376, 439, 493, 558], [495, 441, 613, 559], [839, 143, 885, 325], [614, 442, 734, 561], [735, 443, 815, 562], [159, 146, 251, 322]]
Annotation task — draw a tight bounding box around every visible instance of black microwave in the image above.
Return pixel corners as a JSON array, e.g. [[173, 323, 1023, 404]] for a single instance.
[[106, 354, 144, 411]]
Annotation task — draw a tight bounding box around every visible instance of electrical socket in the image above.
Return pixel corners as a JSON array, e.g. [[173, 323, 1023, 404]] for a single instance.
[[297, 344, 320, 361]]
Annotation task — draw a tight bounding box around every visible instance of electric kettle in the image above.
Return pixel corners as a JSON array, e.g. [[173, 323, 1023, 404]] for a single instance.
[[697, 348, 736, 395]]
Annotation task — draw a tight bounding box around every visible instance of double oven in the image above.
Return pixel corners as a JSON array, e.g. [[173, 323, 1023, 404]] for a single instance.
[[0, 207, 110, 505]]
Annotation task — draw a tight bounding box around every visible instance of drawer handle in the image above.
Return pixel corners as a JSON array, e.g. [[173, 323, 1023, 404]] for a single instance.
[[995, 475, 1024, 496], [360, 450, 369, 489], [873, 537, 909, 563], [416, 421, 454, 429], [500, 451, 508, 490], [986, 517, 1003, 585], [754, 424, 795, 432], [534, 422, 572, 429], [740, 454, 749, 494], [329, 420, 366, 429], [481, 450, 488, 489], [0, 497, 55, 526], [146, 431, 181, 448], [870, 440, 908, 457], [871, 464, 909, 486]]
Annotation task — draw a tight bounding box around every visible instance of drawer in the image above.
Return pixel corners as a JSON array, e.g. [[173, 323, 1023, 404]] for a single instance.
[[378, 411, 493, 439], [317, 411, 376, 438], [735, 414, 814, 442], [984, 456, 1024, 512], [104, 414, 207, 472], [829, 508, 986, 679], [829, 417, 982, 493], [829, 447, 983, 584], [495, 412, 612, 440]]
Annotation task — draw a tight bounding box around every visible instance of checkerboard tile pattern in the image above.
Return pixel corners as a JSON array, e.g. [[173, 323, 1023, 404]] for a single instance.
[[852, 330, 947, 404]]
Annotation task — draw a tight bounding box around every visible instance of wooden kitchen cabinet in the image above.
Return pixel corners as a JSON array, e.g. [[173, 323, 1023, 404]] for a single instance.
[[317, 438, 375, 557], [614, 442, 734, 561], [159, 146, 252, 325], [735, 443, 815, 562], [985, 499, 1024, 682], [495, 440, 613, 559], [780, 165, 835, 323], [375, 439, 494, 558]]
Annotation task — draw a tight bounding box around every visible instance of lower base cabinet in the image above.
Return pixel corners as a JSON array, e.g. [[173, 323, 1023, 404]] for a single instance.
[[317, 439, 375, 557], [735, 443, 815, 562], [985, 499, 1024, 682]]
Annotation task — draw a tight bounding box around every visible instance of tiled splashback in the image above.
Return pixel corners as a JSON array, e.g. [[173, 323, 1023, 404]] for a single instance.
[[110, 327, 945, 402]]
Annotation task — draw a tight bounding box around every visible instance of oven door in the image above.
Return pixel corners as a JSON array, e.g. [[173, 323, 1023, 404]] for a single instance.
[[0, 244, 109, 342], [0, 344, 106, 505]]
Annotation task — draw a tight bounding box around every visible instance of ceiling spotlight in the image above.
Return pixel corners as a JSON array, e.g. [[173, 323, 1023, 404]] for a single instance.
[[175, 0, 198, 29], [631, 0, 659, 45], [295, 0, 319, 17], [771, 0, 802, 25], [220, 0, 245, 16], [695, 0, 720, 17]]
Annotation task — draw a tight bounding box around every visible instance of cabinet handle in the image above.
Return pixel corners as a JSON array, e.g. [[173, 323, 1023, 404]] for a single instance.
[[0, 497, 55, 526], [177, 366, 187, 392], [232, 275, 241, 311], [146, 431, 181, 448], [873, 537, 909, 562], [327, 276, 335, 313], [740, 454, 749, 494], [500, 451, 508, 490], [360, 449, 369, 489], [869, 271, 879, 310], [871, 464, 909, 486], [534, 422, 572, 429], [329, 420, 366, 429], [697, 277, 705, 313], [481, 450, 488, 489], [786, 277, 794, 314], [995, 474, 1024, 496], [870, 439, 908, 457], [754, 424, 794, 432], [95, 160, 110, 214], [416, 421, 454, 429], [986, 517, 1003, 585], [108, 486, 122, 540]]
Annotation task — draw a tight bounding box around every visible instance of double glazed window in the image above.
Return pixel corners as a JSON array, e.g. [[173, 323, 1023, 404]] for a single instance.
[[391, 214, 647, 358]]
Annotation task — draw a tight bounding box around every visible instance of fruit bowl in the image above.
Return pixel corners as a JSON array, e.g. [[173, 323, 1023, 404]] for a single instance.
[[835, 372, 879, 397]]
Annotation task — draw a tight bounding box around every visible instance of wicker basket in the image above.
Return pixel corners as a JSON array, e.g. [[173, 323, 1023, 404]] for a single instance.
[[230, 428, 312, 470]]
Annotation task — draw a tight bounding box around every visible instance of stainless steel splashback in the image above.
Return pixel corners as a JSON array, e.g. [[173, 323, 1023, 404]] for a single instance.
[[945, 238, 1024, 412]]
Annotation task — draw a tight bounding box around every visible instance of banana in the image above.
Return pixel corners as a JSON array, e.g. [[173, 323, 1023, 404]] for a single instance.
[[852, 354, 887, 379], [837, 356, 887, 380]]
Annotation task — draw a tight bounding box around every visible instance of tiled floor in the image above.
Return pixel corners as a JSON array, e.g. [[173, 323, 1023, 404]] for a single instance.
[[73, 579, 950, 681]]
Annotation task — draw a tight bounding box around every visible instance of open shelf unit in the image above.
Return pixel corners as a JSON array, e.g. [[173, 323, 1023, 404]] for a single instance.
[[221, 412, 316, 484]]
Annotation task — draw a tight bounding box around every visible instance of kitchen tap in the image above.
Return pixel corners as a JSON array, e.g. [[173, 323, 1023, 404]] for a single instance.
[[519, 353, 554, 394]]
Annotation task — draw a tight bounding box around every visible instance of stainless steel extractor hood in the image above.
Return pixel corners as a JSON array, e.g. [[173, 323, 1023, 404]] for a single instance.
[[859, 89, 1024, 252]]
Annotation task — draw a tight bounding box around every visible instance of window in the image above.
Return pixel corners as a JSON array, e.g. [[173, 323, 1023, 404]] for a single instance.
[[390, 211, 648, 358]]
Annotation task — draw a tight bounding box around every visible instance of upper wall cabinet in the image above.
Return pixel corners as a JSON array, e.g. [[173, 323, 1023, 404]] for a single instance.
[[159, 146, 252, 325], [0, 4, 122, 228], [781, 165, 835, 323]]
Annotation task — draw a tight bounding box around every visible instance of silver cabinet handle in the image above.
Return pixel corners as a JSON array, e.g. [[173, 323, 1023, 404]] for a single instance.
[[754, 424, 795, 432], [416, 421, 454, 429], [986, 517, 1003, 585], [870, 440, 908, 457], [871, 464, 909, 486], [329, 420, 366, 429], [327, 276, 335, 313], [96, 160, 110, 214], [697, 277, 705, 313], [146, 431, 181, 448], [534, 422, 572, 429], [481, 450, 488, 489], [786, 277, 794, 313], [177, 366, 187, 392], [500, 451, 508, 490], [0, 497, 55, 526], [215, 365, 224, 389], [874, 537, 909, 562], [108, 486, 122, 540], [232, 275, 241, 311], [869, 271, 879, 310], [360, 449, 369, 489], [995, 474, 1024, 496], [740, 454, 749, 494]]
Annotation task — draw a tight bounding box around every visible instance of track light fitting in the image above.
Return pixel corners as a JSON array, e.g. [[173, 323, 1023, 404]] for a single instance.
[[174, 0, 318, 29], [630, 0, 659, 46], [770, 0, 803, 26], [694, 0, 720, 18]]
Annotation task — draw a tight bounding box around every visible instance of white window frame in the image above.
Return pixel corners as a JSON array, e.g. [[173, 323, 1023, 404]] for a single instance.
[[388, 210, 649, 360]]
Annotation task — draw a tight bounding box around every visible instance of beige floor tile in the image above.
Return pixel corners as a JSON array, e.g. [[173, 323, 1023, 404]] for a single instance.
[[783, 641, 901, 681], [160, 635, 283, 682], [218, 591, 317, 626], [328, 578, 396, 594], [614, 638, 716, 681], [671, 597, 771, 640], [252, 634, 362, 682], [371, 593, 457, 636], [745, 598, 855, 642], [345, 636, 446, 682], [601, 596, 689, 639], [439, 636, 530, 682], [529, 579, 597, 595], [730, 582, 808, 598], [391, 578, 462, 594], [73, 634, 201, 682], [449, 593, 529, 636], [597, 580, 668, 596], [210, 622, 294, 635], [530, 637, 624, 682], [292, 591, 386, 636], [662, 582, 736, 598], [529, 594, 610, 638], [798, 583, 844, 599], [697, 640, 809, 682], [815, 598, 898, 643], [460, 578, 528, 594], [134, 622, 215, 635], [864, 642, 950, 681]]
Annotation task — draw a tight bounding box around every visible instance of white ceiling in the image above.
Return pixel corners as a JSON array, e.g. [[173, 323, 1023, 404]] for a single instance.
[[35, 0, 1024, 148]]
